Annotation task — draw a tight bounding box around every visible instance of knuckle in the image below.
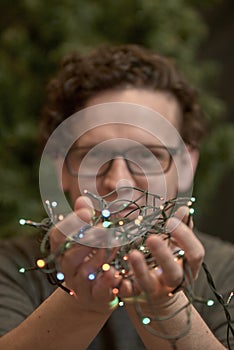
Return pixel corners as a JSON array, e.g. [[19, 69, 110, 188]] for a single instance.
[[166, 267, 183, 288], [170, 274, 183, 288], [49, 228, 63, 251], [188, 247, 205, 267], [190, 253, 201, 264], [62, 250, 73, 266]]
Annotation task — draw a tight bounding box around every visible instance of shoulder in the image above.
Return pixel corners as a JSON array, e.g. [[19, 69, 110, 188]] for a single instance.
[[195, 230, 234, 296], [0, 234, 55, 335], [0, 233, 42, 266], [0, 233, 55, 300], [196, 231, 234, 266], [194, 232, 234, 346]]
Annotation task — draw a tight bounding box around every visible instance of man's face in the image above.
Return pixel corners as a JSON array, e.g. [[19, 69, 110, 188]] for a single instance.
[[62, 89, 197, 210]]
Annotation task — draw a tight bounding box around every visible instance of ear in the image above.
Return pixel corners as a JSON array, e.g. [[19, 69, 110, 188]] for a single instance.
[[178, 145, 199, 193], [54, 157, 70, 191]]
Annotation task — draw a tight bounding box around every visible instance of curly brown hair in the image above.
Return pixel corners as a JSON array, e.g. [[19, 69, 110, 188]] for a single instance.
[[40, 44, 206, 148]]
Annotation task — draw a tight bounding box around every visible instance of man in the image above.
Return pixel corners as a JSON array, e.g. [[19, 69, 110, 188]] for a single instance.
[[0, 44, 233, 349]]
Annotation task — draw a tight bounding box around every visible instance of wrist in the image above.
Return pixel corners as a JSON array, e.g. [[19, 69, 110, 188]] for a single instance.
[[57, 286, 117, 317], [125, 291, 187, 318]]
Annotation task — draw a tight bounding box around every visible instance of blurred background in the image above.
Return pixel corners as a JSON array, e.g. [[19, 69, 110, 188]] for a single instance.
[[0, 0, 233, 242]]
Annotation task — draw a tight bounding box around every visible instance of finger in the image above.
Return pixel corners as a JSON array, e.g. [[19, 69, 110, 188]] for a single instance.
[[166, 217, 204, 279], [74, 249, 117, 300], [174, 206, 194, 229], [74, 196, 94, 214], [50, 197, 94, 252], [93, 266, 118, 301], [146, 235, 183, 289], [49, 209, 90, 251], [128, 249, 160, 295], [118, 278, 141, 298], [59, 244, 95, 281]]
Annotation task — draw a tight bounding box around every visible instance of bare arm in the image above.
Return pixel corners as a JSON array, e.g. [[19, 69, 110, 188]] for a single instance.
[[125, 286, 225, 350], [122, 209, 228, 349], [0, 197, 118, 350], [0, 288, 112, 350]]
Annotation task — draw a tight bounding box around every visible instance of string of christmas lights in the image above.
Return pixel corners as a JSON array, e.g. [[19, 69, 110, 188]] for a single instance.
[[18, 187, 233, 349]]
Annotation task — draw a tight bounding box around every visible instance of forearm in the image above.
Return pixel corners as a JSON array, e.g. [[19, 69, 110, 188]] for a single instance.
[[125, 292, 226, 350], [0, 288, 111, 350]]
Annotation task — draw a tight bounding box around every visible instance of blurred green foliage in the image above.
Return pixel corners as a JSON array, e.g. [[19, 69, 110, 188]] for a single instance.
[[0, 0, 233, 237]]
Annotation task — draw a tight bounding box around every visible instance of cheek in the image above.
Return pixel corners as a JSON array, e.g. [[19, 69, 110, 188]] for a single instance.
[[71, 171, 179, 205], [67, 178, 82, 204], [164, 168, 179, 199], [146, 170, 178, 200], [82, 176, 99, 196], [134, 176, 148, 191]]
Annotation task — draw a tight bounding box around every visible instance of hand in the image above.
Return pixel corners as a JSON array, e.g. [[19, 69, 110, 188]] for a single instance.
[[49, 196, 120, 314], [119, 207, 205, 310]]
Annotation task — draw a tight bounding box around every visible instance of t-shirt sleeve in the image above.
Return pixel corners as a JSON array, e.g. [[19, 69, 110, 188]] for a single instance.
[[0, 236, 55, 336], [194, 233, 234, 348]]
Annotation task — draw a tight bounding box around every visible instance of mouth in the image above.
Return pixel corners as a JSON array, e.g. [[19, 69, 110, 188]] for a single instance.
[[107, 202, 144, 219], [88, 186, 165, 228]]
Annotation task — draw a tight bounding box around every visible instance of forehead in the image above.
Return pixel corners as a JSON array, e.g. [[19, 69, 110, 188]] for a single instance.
[[75, 89, 181, 147], [54, 89, 183, 153], [84, 88, 181, 125], [76, 124, 169, 147]]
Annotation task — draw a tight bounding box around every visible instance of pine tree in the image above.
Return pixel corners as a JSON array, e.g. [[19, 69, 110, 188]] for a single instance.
[[0, 0, 232, 237]]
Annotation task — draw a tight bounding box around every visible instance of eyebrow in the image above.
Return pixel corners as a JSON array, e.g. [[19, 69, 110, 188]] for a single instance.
[[70, 144, 180, 151]]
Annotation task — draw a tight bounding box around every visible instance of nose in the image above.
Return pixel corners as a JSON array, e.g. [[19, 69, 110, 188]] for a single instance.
[[101, 157, 136, 194]]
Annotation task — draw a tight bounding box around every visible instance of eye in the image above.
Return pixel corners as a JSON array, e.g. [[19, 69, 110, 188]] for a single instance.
[[88, 147, 107, 159], [129, 147, 154, 161], [138, 149, 154, 159], [150, 148, 168, 161], [79, 149, 90, 159], [87, 149, 99, 158]]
